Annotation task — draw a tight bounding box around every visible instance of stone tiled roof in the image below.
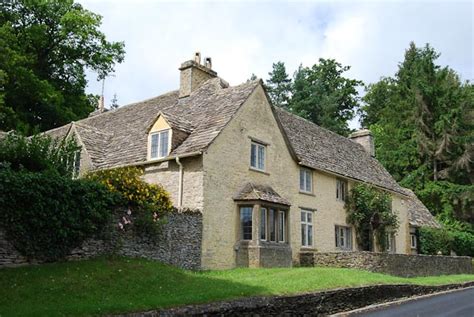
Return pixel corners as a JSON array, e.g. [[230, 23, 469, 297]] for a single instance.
[[274, 107, 406, 195], [404, 189, 441, 228], [43, 78, 405, 197], [233, 183, 291, 206], [45, 78, 259, 169]]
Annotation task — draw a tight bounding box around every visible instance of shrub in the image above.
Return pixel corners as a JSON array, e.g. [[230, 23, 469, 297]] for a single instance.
[[345, 184, 398, 251], [450, 230, 474, 257], [85, 167, 173, 237], [0, 166, 119, 261], [0, 132, 80, 177], [418, 227, 453, 255]]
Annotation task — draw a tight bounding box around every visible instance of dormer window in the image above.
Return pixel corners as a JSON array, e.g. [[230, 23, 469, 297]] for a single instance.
[[150, 129, 170, 159]]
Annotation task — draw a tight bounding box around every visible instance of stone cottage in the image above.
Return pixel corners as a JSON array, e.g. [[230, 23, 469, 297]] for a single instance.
[[45, 53, 440, 269]]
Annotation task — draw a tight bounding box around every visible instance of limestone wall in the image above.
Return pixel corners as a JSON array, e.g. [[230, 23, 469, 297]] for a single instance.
[[143, 156, 204, 210], [300, 251, 472, 277], [201, 84, 410, 269], [0, 212, 203, 270]]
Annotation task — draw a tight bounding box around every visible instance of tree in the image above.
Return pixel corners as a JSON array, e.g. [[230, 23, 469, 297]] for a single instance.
[[361, 42, 474, 228], [290, 59, 363, 136], [266, 61, 291, 109], [247, 73, 258, 82], [110, 93, 119, 110], [0, 0, 125, 134]]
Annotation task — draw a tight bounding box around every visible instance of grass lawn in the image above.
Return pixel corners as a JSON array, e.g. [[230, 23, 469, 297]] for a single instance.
[[0, 257, 473, 316]]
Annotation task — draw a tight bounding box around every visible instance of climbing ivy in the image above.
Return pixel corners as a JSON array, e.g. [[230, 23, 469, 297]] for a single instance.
[[345, 184, 399, 252]]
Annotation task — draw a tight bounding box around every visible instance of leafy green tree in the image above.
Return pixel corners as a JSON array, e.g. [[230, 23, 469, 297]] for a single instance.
[[290, 59, 363, 136], [266, 61, 291, 109], [362, 42, 474, 227], [0, 0, 125, 134]]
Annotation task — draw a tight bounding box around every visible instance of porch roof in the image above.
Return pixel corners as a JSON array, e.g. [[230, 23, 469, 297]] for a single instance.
[[233, 183, 291, 206]]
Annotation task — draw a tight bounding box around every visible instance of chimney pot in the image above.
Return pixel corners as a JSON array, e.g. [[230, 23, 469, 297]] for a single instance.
[[98, 95, 105, 112], [194, 52, 201, 64], [204, 57, 212, 69], [349, 129, 375, 157]]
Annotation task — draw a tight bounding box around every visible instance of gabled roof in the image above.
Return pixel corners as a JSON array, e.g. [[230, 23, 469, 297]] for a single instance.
[[44, 77, 405, 197], [404, 189, 441, 228], [234, 182, 291, 206], [274, 107, 406, 195], [45, 78, 259, 169]]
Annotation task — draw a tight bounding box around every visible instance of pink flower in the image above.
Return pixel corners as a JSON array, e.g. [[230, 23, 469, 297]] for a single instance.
[[127, 209, 132, 215], [118, 223, 124, 230]]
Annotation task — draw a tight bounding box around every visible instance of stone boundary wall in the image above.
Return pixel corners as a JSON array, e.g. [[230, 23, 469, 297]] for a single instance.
[[0, 212, 203, 270], [300, 251, 472, 277], [119, 282, 474, 316]]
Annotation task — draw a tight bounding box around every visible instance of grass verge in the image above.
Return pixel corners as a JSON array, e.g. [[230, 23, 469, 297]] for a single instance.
[[0, 257, 472, 316]]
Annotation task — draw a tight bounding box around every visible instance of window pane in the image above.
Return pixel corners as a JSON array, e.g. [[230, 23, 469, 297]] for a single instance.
[[269, 209, 276, 241], [308, 225, 313, 246], [159, 130, 169, 157], [301, 211, 306, 222], [258, 145, 265, 170], [335, 227, 339, 247], [300, 169, 305, 191], [305, 170, 312, 192], [301, 224, 306, 246], [151, 134, 159, 158], [260, 208, 267, 240], [240, 207, 252, 240], [307, 212, 312, 223], [250, 143, 257, 168], [279, 211, 285, 242]]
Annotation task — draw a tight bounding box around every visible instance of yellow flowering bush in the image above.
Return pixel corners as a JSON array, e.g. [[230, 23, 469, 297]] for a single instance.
[[86, 167, 173, 237]]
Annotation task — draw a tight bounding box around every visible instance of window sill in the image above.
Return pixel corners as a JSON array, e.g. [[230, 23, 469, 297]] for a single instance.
[[249, 167, 270, 175], [299, 191, 315, 196], [300, 246, 316, 251]]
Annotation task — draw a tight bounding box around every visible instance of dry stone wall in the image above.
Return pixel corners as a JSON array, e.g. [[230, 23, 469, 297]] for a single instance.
[[0, 211, 203, 270], [300, 251, 472, 277]]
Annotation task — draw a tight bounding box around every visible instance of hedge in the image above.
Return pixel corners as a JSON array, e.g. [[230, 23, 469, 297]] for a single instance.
[[0, 166, 119, 261], [419, 227, 474, 257]]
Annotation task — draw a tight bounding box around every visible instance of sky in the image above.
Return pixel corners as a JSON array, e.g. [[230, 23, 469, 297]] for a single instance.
[[79, 0, 473, 128]]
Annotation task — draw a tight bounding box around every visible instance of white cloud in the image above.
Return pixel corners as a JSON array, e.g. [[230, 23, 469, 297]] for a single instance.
[[79, 0, 473, 131]]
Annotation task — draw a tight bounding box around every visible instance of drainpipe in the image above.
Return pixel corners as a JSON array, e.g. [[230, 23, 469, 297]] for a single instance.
[[175, 157, 183, 208]]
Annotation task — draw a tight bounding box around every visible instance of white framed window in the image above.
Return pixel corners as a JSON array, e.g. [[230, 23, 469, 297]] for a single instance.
[[278, 210, 286, 242], [301, 210, 313, 247], [336, 179, 348, 202], [240, 206, 253, 240], [150, 129, 170, 159], [260, 207, 267, 241], [250, 142, 266, 171], [410, 233, 417, 249], [386, 232, 396, 253], [335, 225, 352, 250], [299, 168, 312, 193]]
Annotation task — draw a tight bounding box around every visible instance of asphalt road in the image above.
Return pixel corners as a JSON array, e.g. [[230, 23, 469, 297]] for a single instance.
[[351, 287, 474, 317]]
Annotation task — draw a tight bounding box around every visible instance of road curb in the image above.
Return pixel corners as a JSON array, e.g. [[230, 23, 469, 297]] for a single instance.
[[330, 286, 474, 316], [116, 281, 474, 316]]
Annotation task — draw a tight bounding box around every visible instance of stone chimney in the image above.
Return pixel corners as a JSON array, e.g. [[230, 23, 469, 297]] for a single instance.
[[349, 129, 375, 157], [179, 52, 217, 98]]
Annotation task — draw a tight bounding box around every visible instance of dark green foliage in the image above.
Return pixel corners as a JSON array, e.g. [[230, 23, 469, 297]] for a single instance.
[[0, 132, 80, 177], [361, 42, 474, 229], [290, 59, 363, 136], [345, 184, 398, 251], [419, 227, 453, 255], [266, 61, 291, 109], [450, 230, 474, 257], [0, 0, 125, 134], [0, 167, 118, 261]]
